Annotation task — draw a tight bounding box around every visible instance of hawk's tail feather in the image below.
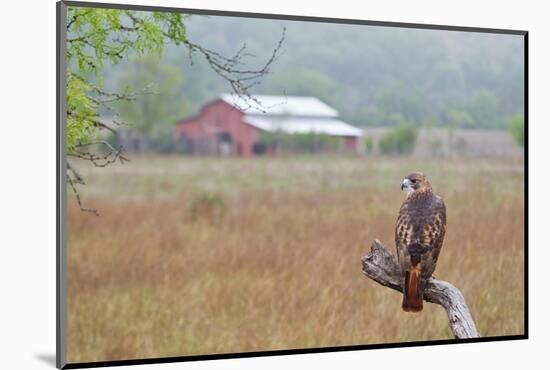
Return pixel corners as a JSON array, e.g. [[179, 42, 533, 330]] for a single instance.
[[402, 266, 423, 312]]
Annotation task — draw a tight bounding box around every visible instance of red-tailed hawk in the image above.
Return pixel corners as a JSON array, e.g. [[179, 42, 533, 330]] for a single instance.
[[395, 172, 446, 312]]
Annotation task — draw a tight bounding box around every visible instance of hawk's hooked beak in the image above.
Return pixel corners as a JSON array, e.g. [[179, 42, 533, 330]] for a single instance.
[[401, 178, 413, 192]]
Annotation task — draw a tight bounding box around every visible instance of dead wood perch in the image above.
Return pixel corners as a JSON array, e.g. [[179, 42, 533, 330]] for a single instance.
[[361, 239, 479, 339]]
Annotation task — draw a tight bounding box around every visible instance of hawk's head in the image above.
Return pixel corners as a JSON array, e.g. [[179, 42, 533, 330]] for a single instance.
[[401, 172, 431, 196]]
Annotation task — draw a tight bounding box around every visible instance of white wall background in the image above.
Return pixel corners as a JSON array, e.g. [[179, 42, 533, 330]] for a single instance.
[[0, 0, 545, 368]]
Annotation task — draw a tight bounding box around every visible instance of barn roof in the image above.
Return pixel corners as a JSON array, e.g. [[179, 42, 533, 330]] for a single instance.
[[243, 116, 363, 137], [219, 93, 339, 117]]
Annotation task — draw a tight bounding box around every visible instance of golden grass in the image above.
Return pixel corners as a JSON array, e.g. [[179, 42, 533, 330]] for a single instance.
[[66, 156, 524, 362]]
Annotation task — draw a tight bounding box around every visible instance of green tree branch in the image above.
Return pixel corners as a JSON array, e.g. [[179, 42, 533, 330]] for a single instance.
[[66, 7, 285, 213]]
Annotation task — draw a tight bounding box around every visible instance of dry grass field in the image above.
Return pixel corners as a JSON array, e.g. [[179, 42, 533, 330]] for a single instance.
[[66, 155, 525, 363]]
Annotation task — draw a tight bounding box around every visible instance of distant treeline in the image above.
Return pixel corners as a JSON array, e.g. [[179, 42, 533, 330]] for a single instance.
[[104, 14, 524, 131]]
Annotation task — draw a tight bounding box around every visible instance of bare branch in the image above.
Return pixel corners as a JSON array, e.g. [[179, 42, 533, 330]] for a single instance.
[[361, 239, 479, 339], [69, 141, 130, 168], [66, 11, 286, 214], [92, 120, 117, 135], [180, 27, 286, 112], [67, 162, 98, 216]]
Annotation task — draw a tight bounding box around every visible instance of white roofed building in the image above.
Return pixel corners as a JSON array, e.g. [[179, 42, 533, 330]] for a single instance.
[[176, 94, 362, 156]]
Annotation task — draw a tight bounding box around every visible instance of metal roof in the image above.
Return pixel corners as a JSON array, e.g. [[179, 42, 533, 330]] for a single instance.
[[219, 93, 339, 117], [243, 116, 363, 137]]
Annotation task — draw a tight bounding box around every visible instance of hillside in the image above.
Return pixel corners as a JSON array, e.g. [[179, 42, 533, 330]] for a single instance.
[[107, 12, 525, 129]]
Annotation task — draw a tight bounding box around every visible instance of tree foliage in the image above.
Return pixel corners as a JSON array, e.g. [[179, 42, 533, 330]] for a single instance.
[[66, 8, 188, 154], [260, 131, 340, 154], [111, 56, 193, 153], [379, 125, 418, 155], [65, 8, 191, 213], [166, 17, 524, 129], [508, 115, 525, 147], [264, 68, 343, 110], [444, 108, 474, 129], [364, 137, 374, 154], [65, 6, 284, 213], [114, 56, 190, 134], [464, 90, 501, 129]]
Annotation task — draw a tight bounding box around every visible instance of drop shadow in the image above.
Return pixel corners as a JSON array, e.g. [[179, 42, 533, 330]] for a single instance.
[[34, 353, 56, 367]]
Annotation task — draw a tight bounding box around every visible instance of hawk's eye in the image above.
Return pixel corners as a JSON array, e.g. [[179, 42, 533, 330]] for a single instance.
[[411, 179, 417, 184]]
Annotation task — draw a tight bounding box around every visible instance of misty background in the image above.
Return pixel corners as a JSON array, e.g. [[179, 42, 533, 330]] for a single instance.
[[105, 15, 524, 125]]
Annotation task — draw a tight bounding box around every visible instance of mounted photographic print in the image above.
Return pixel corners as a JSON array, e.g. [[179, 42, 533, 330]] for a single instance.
[[57, 1, 527, 368]]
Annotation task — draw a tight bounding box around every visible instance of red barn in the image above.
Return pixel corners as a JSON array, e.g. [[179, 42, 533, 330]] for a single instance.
[[175, 94, 363, 157]]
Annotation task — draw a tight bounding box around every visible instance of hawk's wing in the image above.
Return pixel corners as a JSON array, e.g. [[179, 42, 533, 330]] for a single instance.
[[395, 193, 446, 312], [419, 195, 446, 278], [395, 193, 446, 277]]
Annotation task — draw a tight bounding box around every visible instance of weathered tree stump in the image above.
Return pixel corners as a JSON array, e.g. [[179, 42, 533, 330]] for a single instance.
[[361, 239, 479, 339]]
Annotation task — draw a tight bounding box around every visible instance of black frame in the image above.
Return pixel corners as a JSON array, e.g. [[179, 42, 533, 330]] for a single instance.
[[56, 1, 529, 368]]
